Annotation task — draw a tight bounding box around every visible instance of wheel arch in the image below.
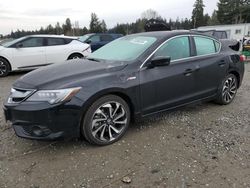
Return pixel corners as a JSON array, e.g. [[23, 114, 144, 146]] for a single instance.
[[0, 56, 12, 71], [79, 88, 136, 131], [67, 52, 84, 60], [228, 70, 240, 88], [82, 88, 135, 117]]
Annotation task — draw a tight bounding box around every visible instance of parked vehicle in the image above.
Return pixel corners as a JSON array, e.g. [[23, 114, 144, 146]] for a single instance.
[[193, 29, 228, 39], [3, 31, 245, 145], [243, 38, 250, 51], [0, 35, 91, 77], [79, 33, 123, 52]]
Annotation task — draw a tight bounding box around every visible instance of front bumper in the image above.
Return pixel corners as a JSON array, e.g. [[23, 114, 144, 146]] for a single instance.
[[3, 98, 83, 140]]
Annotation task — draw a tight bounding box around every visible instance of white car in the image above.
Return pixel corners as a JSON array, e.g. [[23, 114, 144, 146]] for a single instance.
[[0, 35, 91, 77]]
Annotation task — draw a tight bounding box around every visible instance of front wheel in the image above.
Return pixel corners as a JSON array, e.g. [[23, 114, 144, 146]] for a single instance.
[[82, 95, 131, 145], [215, 74, 238, 105], [0, 58, 11, 77]]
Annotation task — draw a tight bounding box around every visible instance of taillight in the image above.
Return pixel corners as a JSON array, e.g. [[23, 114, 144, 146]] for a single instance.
[[240, 55, 246, 62]]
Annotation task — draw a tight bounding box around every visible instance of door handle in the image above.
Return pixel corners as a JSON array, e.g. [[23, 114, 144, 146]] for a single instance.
[[183, 69, 194, 76], [218, 60, 226, 67]]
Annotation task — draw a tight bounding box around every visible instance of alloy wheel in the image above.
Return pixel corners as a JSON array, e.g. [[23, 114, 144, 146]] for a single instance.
[[222, 76, 237, 103], [91, 102, 128, 142], [0, 61, 7, 76]]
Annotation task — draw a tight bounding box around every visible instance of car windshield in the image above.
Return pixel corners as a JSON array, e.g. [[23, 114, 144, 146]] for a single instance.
[[1, 37, 27, 47], [79, 34, 92, 42], [87, 36, 157, 62]]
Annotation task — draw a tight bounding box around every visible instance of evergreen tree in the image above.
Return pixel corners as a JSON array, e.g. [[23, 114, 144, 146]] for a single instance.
[[192, 0, 205, 28], [63, 18, 72, 35], [208, 10, 219, 25], [101, 20, 107, 33], [217, 0, 250, 24], [89, 13, 102, 33]]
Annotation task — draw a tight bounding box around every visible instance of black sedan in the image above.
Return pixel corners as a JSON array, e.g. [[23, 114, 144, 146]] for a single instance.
[[3, 31, 245, 145]]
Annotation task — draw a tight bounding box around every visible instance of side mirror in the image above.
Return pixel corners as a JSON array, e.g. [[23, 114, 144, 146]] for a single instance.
[[150, 56, 171, 67], [85, 39, 92, 44], [16, 43, 23, 48]]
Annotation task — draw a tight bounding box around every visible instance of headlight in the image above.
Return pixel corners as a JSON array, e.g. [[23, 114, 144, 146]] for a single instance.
[[26, 87, 81, 104]]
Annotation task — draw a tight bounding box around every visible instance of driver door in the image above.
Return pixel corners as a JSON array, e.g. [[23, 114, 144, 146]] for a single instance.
[[139, 36, 198, 115], [11, 37, 46, 69]]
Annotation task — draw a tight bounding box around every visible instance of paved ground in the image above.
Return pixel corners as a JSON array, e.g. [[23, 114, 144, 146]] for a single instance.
[[0, 64, 250, 188]]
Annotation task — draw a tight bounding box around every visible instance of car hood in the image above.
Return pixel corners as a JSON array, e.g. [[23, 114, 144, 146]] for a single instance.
[[13, 59, 128, 89]]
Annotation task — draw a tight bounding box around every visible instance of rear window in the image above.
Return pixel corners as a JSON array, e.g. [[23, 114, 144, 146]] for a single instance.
[[194, 37, 217, 56], [47, 38, 65, 46]]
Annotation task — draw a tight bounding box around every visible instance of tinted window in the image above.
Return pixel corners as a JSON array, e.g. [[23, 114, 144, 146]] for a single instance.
[[47, 38, 65, 46], [19, 38, 44, 48], [100, 35, 113, 42], [194, 37, 216, 56], [90, 35, 101, 42], [154, 37, 190, 61]]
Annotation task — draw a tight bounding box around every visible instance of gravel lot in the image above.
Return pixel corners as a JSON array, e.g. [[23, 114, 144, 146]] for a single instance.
[[0, 64, 250, 188]]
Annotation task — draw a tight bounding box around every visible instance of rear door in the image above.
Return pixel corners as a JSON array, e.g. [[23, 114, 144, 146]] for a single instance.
[[11, 37, 46, 69], [191, 36, 227, 98], [45, 37, 68, 64]]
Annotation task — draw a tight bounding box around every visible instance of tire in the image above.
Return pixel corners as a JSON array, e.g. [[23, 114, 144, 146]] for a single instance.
[[68, 53, 83, 60], [215, 74, 238, 105], [82, 95, 131, 146], [0, 57, 11, 77]]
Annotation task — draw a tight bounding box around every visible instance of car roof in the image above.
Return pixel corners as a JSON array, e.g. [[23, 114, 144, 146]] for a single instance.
[[86, 33, 123, 36], [26, 35, 78, 39], [130, 30, 218, 40]]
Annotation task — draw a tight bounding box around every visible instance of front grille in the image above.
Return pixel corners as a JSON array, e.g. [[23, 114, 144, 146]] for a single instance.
[[8, 88, 35, 104]]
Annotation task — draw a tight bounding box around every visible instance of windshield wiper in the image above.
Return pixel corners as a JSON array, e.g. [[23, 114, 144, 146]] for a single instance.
[[86, 57, 100, 62]]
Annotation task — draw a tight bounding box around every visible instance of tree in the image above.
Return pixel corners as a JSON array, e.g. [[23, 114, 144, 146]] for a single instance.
[[208, 10, 219, 25], [46, 24, 54, 34], [101, 20, 107, 33], [203, 13, 211, 26], [192, 0, 205, 28], [89, 13, 102, 33], [55, 22, 63, 35], [217, 0, 250, 24], [141, 9, 161, 20], [217, 0, 234, 24], [63, 18, 72, 35]]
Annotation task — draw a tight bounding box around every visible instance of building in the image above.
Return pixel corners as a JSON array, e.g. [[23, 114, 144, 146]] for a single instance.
[[198, 23, 250, 40]]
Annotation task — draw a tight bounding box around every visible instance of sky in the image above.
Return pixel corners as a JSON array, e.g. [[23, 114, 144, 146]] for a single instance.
[[0, 0, 218, 35]]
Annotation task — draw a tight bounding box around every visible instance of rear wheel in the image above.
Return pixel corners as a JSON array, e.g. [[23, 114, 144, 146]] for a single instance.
[[0, 58, 11, 77], [82, 95, 130, 145], [68, 53, 83, 60], [215, 74, 238, 105]]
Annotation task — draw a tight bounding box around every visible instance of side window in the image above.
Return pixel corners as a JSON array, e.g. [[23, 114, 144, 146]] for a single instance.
[[90, 35, 101, 43], [19, 38, 44, 48], [194, 37, 216, 56], [100, 35, 113, 42], [47, 38, 65, 46], [154, 36, 190, 61]]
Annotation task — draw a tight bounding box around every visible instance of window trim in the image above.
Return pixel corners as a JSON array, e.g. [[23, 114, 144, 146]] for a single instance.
[[140, 34, 221, 69], [46, 37, 66, 46], [153, 36, 192, 63], [193, 36, 219, 56], [11, 37, 45, 48]]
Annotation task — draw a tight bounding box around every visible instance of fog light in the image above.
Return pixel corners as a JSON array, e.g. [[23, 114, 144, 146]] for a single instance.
[[32, 126, 51, 137]]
